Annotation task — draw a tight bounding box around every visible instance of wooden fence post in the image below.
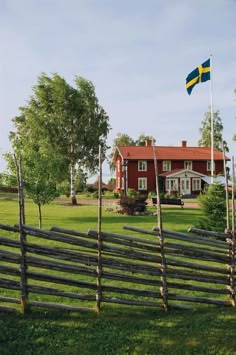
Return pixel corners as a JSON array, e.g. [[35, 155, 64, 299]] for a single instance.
[[96, 145, 103, 312], [229, 157, 235, 306], [152, 142, 168, 311], [15, 156, 28, 313]]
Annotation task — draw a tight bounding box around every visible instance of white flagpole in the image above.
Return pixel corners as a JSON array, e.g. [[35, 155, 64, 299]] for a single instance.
[[210, 54, 214, 183]]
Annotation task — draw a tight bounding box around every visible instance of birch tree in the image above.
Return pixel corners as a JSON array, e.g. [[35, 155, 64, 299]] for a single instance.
[[11, 73, 110, 205], [198, 108, 229, 152]]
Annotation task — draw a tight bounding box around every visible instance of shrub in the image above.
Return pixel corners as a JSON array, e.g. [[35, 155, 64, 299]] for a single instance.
[[0, 186, 18, 193], [127, 188, 138, 198], [87, 185, 97, 193], [196, 182, 226, 232], [118, 195, 147, 215]]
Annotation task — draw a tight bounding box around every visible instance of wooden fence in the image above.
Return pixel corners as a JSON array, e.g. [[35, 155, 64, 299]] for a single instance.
[[0, 222, 235, 313]]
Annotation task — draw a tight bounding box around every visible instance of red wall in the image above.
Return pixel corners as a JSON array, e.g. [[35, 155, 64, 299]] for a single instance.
[[116, 156, 225, 193]]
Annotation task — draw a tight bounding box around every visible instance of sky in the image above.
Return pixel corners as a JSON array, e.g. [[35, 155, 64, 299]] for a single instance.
[[0, 0, 236, 182]]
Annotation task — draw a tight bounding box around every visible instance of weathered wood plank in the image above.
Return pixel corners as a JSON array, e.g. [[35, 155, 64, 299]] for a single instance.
[[28, 301, 93, 312], [168, 293, 232, 306]]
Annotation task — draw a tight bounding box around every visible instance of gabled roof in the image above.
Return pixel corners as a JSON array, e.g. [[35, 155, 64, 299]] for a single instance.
[[160, 169, 205, 178], [114, 145, 229, 161]]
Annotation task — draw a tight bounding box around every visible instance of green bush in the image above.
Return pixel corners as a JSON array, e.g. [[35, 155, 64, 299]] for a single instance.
[[196, 182, 226, 232], [0, 186, 18, 193], [127, 188, 138, 198], [87, 185, 97, 193], [118, 195, 147, 215]]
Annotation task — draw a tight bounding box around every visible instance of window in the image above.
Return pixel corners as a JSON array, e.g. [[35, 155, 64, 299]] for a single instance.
[[117, 160, 120, 173], [138, 160, 147, 171], [138, 177, 147, 190], [122, 177, 124, 189], [192, 178, 201, 191], [207, 161, 215, 171], [184, 161, 192, 170], [163, 161, 171, 171], [166, 178, 178, 191], [117, 177, 120, 189]]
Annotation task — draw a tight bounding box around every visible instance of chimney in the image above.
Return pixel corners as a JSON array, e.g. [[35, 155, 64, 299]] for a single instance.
[[182, 140, 187, 147], [145, 139, 152, 147]]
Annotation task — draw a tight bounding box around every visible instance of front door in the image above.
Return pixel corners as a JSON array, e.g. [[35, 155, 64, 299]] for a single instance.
[[180, 178, 191, 195]]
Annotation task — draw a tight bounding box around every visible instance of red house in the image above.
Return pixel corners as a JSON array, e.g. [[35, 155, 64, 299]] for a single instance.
[[113, 140, 230, 196]]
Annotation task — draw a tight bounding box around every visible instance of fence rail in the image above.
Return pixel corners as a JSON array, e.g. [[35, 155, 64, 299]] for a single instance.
[[0, 222, 235, 313]]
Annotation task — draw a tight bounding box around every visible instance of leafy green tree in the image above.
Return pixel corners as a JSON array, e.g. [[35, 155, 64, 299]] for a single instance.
[[74, 168, 88, 193], [11, 73, 110, 205], [135, 134, 156, 146], [197, 183, 226, 232], [5, 149, 60, 228], [3, 153, 18, 187], [58, 180, 70, 198], [109, 133, 135, 171], [23, 151, 60, 229], [198, 108, 229, 152]]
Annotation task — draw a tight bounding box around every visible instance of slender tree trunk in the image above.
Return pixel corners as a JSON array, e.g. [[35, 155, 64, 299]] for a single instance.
[[15, 155, 28, 313], [70, 163, 77, 205], [38, 203, 42, 229]]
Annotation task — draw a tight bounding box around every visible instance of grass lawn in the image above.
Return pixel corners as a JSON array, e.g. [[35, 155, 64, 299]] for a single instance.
[[0, 198, 236, 355]]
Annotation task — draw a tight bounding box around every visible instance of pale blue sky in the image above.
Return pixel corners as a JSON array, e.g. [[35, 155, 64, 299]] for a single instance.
[[0, 0, 236, 181]]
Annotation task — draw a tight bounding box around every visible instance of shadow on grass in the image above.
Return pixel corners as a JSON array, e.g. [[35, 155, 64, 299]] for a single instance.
[[0, 306, 235, 355]]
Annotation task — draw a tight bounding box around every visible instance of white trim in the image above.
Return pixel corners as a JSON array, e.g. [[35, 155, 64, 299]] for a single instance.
[[163, 160, 171, 171], [192, 178, 201, 191], [138, 177, 147, 190], [138, 160, 147, 171], [180, 178, 191, 194], [166, 178, 178, 191], [207, 160, 215, 172], [162, 169, 205, 178], [184, 161, 192, 170], [117, 177, 120, 189], [117, 159, 120, 172]]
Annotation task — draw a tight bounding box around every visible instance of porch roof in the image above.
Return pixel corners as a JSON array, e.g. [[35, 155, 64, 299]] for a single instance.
[[160, 169, 205, 178]]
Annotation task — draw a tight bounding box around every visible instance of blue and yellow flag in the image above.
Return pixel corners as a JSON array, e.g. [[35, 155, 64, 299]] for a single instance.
[[186, 58, 211, 95]]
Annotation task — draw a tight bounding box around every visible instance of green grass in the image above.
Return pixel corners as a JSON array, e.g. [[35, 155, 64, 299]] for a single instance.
[[0, 197, 201, 232], [0, 198, 236, 355]]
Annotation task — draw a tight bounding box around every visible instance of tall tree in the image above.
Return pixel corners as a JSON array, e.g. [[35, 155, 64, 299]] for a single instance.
[[198, 108, 229, 152], [11, 73, 110, 205], [135, 133, 156, 146]]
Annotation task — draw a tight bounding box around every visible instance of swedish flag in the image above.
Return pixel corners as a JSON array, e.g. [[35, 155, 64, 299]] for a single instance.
[[186, 58, 211, 95]]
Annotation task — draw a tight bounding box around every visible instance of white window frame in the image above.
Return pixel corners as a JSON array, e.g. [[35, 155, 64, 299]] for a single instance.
[[163, 160, 171, 171], [184, 161, 192, 170], [138, 160, 147, 171], [117, 160, 120, 173], [207, 160, 215, 171], [166, 178, 178, 191], [121, 177, 124, 189], [117, 177, 120, 189], [192, 178, 201, 191], [138, 177, 147, 190]]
